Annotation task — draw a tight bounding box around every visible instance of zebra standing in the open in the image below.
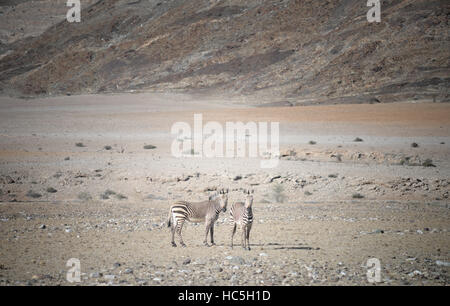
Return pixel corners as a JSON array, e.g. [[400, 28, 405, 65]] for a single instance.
[[167, 189, 228, 247], [230, 189, 254, 250]]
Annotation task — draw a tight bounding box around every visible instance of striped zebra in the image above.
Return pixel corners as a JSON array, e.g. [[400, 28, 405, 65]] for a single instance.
[[230, 189, 254, 250], [167, 189, 228, 247]]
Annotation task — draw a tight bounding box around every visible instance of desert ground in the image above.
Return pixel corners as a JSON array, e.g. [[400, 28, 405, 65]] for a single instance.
[[0, 93, 449, 286]]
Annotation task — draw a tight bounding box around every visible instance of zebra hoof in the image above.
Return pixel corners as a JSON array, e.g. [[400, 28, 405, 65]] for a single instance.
[[180, 243, 187, 248], [210, 242, 216, 246], [171, 242, 177, 247], [203, 243, 210, 247]]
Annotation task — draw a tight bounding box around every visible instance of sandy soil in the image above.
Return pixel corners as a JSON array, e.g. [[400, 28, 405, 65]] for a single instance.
[[0, 93, 449, 285]]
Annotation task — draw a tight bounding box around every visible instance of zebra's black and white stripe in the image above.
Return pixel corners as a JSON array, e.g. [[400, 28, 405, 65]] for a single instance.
[[230, 190, 254, 250], [167, 189, 228, 247]]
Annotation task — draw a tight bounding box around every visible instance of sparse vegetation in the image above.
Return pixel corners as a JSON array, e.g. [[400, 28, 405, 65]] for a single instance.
[[64, 157, 70, 161], [411, 142, 419, 148], [422, 159, 436, 167], [115, 193, 128, 200], [272, 184, 286, 203], [104, 145, 112, 150], [328, 173, 338, 178], [78, 192, 92, 201], [101, 189, 116, 199], [399, 157, 436, 167], [304, 191, 312, 196], [143, 144, 157, 150], [352, 193, 364, 199], [26, 190, 42, 198], [353, 137, 364, 142], [101, 189, 127, 200], [308, 140, 317, 145], [46, 187, 57, 193], [75, 142, 85, 147]]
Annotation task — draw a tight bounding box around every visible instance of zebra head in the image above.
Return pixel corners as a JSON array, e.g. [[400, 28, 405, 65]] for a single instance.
[[244, 189, 254, 208], [218, 188, 229, 212]]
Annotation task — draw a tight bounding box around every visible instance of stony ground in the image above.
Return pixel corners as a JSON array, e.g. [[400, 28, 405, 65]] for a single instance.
[[0, 93, 449, 285]]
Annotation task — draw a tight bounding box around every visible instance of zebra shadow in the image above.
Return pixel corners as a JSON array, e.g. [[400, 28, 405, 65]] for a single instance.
[[209, 242, 318, 250], [259, 242, 319, 251]]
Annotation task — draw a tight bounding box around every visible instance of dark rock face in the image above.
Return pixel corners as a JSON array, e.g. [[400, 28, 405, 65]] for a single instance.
[[0, 0, 448, 103]]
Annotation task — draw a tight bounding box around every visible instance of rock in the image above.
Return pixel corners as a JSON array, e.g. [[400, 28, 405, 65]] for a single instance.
[[259, 253, 268, 257], [136, 279, 148, 285], [104, 275, 116, 281], [89, 272, 102, 278], [182, 258, 191, 265], [408, 270, 423, 277], [153, 277, 162, 283], [267, 175, 281, 183], [124, 268, 133, 274], [233, 175, 242, 181], [39, 224, 46, 229], [435, 260, 450, 267], [113, 262, 121, 268], [226, 256, 246, 265]]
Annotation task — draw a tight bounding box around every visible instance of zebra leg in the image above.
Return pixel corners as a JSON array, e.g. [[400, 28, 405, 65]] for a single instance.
[[241, 226, 246, 249], [246, 225, 252, 250], [230, 223, 236, 249], [210, 223, 216, 246], [176, 220, 186, 247], [204, 222, 211, 247], [170, 218, 177, 247]]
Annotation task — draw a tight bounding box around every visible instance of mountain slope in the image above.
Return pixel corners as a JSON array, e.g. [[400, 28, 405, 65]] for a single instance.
[[0, 0, 448, 104]]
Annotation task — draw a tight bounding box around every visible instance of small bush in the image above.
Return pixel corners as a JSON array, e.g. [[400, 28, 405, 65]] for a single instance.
[[304, 191, 312, 196], [143, 144, 157, 150], [411, 142, 419, 148], [328, 173, 338, 178], [352, 193, 364, 199], [308, 140, 317, 145], [353, 137, 364, 142], [100, 189, 116, 199], [75, 142, 86, 147], [104, 145, 112, 150], [46, 187, 57, 193], [78, 192, 92, 201], [422, 159, 436, 167], [115, 193, 127, 200], [26, 190, 42, 198]]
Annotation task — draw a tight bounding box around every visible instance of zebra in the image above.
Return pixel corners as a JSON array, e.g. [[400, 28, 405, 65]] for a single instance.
[[167, 189, 228, 247], [230, 189, 254, 250]]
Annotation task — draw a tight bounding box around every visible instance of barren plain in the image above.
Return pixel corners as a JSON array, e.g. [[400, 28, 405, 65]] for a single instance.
[[0, 93, 449, 285]]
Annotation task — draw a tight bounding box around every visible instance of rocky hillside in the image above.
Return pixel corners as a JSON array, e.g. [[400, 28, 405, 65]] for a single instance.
[[0, 0, 448, 104]]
